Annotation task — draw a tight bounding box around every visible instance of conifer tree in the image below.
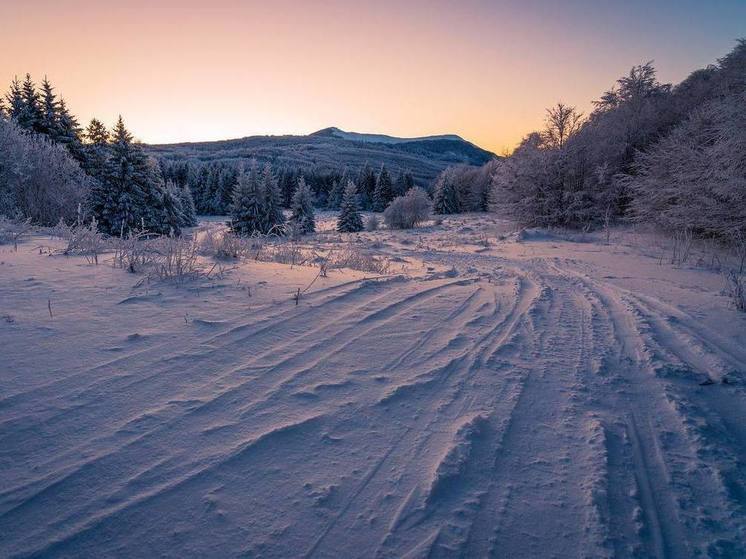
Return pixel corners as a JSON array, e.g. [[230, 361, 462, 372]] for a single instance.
[[373, 164, 394, 211], [290, 177, 315, 234], [328, 168, 348, 210], [230, 165, 264, 235], [18, 74, 43, 133], [336, 180, 363, 233], [39, 76, 58, 137], [5, 77, 25, 121], [357, 163, 377, 210], [56, 99, 84, 162], [432, 171, 461, 214], [261, 163, 285, 234], [177, 184, 198, 226], [92, 116, 156, 235], [394, 171, 415, 197]]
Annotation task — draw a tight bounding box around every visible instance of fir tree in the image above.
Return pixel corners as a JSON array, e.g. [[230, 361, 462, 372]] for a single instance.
[[93, 116, 155, 235], [18, 74, 43, 133], [261, 163, 285, 234], [328, 168, 349, 210], [357, 163, 377, 210], [177, 184, 198, 226], [56, 99, 84, 162], [5, 77, 25, 121], [230, 165, 264, 235], [290, 177, 315, 234], [85, 118, 109, 145], [336, 180, 363, 233], [373, 164, 394, 211], [39, 76, 58, 137], [394, 171, 414, 197], [432, 171, 461, 214]]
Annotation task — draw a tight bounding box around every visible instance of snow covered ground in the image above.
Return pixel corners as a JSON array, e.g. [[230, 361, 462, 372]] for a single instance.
[[1, 214, 745, 558]]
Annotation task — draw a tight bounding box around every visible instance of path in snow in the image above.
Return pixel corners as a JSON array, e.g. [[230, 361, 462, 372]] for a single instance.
[[1, 218, 745, 558]]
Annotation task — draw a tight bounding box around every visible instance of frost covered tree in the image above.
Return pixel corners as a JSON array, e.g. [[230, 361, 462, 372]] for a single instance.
[[90, 116, 167, 235], [336, 180, 363, 232], [290, 177, 315, 234], [357, 164, 377, 210], [18, 74, 43, 133], [394, 171, 414, 198], [373, 165, 394, 212], [230, 165, 264, 236], [625, 93, 746, 240], [0, 118, 91, 224], [384, 187, 431, 229], [260, 163, 285, 234], [432, 169, 460, 214]]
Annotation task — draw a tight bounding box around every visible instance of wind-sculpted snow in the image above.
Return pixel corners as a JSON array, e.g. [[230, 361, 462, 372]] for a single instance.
[[1, 216, 745, 558]]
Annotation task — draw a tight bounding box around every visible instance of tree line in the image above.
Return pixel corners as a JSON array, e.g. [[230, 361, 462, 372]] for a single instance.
[[490, 39, 746, 244], [1, 74, 197, 234]]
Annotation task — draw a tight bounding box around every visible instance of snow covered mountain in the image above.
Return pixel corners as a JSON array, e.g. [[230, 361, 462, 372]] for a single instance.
[[146, 127, 496, 185]]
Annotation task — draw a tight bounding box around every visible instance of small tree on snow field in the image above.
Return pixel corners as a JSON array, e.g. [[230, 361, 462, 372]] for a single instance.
[[260, 163, 285, 234], [373, 164, 394, 212], [290, 177, 315, 234], [337, 180, 363, 232], [230, 166, 264, 235], [432, 170, 460, 214]]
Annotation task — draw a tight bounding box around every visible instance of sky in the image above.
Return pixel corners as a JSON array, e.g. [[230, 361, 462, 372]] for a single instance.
[[2, 0, 744, 153]]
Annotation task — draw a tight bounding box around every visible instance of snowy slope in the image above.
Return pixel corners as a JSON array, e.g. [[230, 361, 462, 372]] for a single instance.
[[1, 215, 745, 558]]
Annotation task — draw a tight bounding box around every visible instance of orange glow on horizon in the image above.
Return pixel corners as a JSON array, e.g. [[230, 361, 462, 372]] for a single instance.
[[2, 0, 742, 154]]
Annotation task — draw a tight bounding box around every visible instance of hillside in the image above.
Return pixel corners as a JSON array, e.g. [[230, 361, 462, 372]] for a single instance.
[[145, 127, 496, 185]]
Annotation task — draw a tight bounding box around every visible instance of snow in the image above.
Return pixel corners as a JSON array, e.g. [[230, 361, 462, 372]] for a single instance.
[[1, 214, 745, 558]]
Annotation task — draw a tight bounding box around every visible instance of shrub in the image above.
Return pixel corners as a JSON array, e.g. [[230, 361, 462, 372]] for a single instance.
[[383, 187, 431, 229], [365, 215, 380, 231]]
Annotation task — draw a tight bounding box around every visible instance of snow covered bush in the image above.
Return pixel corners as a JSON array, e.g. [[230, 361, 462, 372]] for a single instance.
[[383, 187, 431, 229], [0, 118, 91, 225], [0, 216, 33, 250], [53, 218, 108, 263], [365, 215, 380, 231], [626, 94, 746, 240]]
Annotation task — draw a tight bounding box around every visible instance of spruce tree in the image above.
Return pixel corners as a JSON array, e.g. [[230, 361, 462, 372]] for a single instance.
[[290, 177, 315, 234], [177, 184, 198, 226], [373, 164, 394, 211], [5, 77, 25, 121], [395, 171, 414, 197], [357, 164, 376, 210], [94, 116, 154, 235], [433, 171, 461, 214], [261, 163, 285, 234], [56, 99, 84, 162], [230, 165, 264, 235], [336, 180, 363, 233], [39, 76, 58, 138], [18, 74, 43, 133]]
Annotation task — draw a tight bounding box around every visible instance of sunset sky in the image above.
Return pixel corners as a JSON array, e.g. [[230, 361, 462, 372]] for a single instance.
[[3, 0, 744, 153]]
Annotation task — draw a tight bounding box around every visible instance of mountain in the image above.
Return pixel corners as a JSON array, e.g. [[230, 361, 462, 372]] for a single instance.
[[145, 127, 496, 185]]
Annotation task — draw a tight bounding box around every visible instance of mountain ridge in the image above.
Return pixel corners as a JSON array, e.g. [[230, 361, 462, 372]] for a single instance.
[[146, 126, 496, 186]]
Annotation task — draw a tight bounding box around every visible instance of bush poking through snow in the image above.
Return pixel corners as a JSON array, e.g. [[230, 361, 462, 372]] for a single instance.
[[725, 270, 746, 312], [53, 218, 107, 263], [0, 217, 33, 250], [113, 232, 203, 284], [383, 187, 431, 230], [365, 215, 380, 232]]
